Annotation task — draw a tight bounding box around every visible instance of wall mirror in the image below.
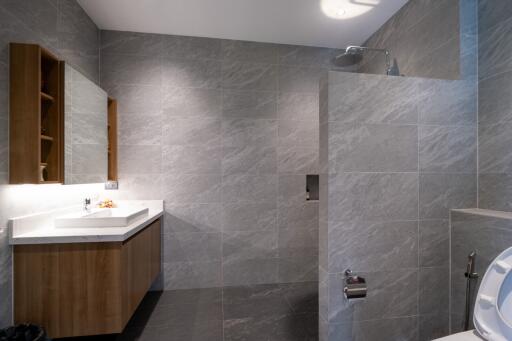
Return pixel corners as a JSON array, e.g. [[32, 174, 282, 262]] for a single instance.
[[63, 64, 108, 185]]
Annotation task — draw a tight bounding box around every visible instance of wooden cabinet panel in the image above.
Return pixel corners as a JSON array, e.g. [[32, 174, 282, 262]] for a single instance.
[[14, 218, 162, 338]]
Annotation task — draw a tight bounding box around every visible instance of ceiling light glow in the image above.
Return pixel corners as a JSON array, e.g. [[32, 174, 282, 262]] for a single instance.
[[321, 0, 380, 19]]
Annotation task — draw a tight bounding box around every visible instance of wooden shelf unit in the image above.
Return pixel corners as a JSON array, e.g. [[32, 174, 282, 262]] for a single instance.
[[9, 43, 64, 184], [108, 97, 118, 181]]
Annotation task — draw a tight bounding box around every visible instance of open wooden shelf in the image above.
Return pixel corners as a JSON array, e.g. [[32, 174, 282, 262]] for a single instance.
[[108, 97, 118, 181], [9, 43, 64, 184], [40, 134, 54, 141], [40, 91, 54, 102]]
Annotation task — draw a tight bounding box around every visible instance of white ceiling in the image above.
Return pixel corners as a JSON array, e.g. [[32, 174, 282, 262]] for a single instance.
[[77, 0, 408, 49]]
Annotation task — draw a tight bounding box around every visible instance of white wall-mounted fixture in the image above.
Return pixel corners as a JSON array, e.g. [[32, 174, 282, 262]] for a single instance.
[[321, 0, 381, 19]]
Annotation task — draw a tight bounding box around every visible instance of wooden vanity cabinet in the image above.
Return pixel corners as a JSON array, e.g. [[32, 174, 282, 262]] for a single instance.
[[13, 218, 162, 339]]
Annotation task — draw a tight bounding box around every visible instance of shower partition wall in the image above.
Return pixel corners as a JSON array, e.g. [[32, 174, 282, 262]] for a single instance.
[[319, 71, 477, 341]]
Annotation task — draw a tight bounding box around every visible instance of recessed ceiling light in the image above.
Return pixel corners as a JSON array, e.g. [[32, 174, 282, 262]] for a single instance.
[[321, 0, 380, 19], [336, 8, 346, 16]]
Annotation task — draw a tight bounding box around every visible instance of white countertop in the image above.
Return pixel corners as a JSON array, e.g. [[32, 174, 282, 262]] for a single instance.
[[8, 200, 164, 245]]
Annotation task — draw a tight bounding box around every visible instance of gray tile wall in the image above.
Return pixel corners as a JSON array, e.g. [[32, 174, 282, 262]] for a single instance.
[[100, 30, 338, 289], [359, 0, 477, 81], [478, 0, 512, 211], [0, 0, 100, 328], [320, 71, 477, 341], [450, 210, 512, 333]]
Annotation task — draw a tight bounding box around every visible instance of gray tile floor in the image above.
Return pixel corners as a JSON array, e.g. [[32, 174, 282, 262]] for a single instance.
[[58, 282, 318, 341]]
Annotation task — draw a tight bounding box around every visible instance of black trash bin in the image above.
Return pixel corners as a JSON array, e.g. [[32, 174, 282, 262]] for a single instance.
[[0, 324, 51, 341]]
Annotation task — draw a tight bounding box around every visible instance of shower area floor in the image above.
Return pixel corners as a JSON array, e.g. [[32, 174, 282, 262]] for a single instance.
[[59, 282, 318, 341]]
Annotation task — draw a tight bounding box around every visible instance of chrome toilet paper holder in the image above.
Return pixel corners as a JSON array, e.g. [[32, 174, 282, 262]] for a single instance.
[[343, 269, 367, 300]]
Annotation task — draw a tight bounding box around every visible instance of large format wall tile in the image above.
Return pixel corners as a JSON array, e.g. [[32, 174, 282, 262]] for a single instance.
[[328, 220, 418, 273], [479, 123, 512, 173], [164, 203, 223, 234], [419, 125, 477, 173], [101, 30, 162, 56], [328, 269, 418, 323], [419, 173, 476, 219], [479, 173, 512, 211], [327, 73, 420, 124], [162, 58, 221, 90], [329, 123, 418, 172], [328, 172, 418, 222], [478, 71, 512, 124]]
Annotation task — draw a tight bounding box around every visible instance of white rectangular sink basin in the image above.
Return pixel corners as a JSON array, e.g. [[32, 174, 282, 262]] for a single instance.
[[55, 207, 149, 228]]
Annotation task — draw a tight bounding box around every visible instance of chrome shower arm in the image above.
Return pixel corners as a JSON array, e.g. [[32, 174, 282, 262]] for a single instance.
[[343, 46, 392, 75]]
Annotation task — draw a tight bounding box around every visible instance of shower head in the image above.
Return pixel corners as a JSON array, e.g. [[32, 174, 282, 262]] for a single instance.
[[333, 46, 365, 67], [333, 45, 395, 75]]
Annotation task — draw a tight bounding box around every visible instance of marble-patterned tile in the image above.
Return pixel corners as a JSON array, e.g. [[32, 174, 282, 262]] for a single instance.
[[163, 145, 222, 174], [277, 145, 318, 175], [328, 172, 418, 222], [69, 73, 108, 114], [104, 84, 161, 115], [223, 230, 278, 261], [479, 173, 512, 211], [100, 30, 162, 56], [278, 201, 318, 231], [163, 118, 221, 147], [118, 145, 162, 174], [419, 267, 449, 315], [58, 0, 98, 55], [119, 112, 162, 145], [419, 125, 477, 173], [224, 312, 317, 341], [278, 254, 318, 283], [419, 313, 449, 341], [278, 45, 334, 67], [162, 87, 221, 118], [328, 269, 418, 323], [221, 40, 278, 63], [451, 212, 512, 270], [328, 220, 418, 273], [222, 90, 277, 119], [223, 258, 278, 286], [162, 35, 222, 61], [479, 16, 512, 80], [419, 220, 449, 267], [418, 80, 476, 125], [222, 202, 277, 232], [277, 92, 319, 121], [222, 118, 277, 148], [222, 145, 277, 175], [419, 173, 476, 219], [163, 261, 222, 290], [101, 53, 161, 86], [163, 232, 222, 262], [479, 71, 512, 124], [278, 119, 318, 148], [2, 0, 58, 49], [278, 66, 325, 93], [278, 174, 308, 204], [330, 123, 418, 172], [327, 72, 420, 124], [479, 123, 512, 173], [71, 143, 108, 174], [164, 203, 222, 233], [221, 61, 277, 91], [278, 226, 317, 259], [222, 283, 294, 319], [221, 174, 277, 203], [327, 316, 418, 341], [163, 173, 221, 204], [161, 58, 221, 89], [478, 0, 512, 43], [116, 173, 163, 199]]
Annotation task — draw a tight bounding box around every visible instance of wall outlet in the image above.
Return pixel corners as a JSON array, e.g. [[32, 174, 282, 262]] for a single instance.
[[105, 180, 119, 190]]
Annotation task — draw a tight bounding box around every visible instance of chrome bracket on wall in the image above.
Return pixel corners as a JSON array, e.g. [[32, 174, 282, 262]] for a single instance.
[[343, 269, 367, 300]]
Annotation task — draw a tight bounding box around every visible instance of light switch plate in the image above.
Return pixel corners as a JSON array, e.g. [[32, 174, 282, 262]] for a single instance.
[[105, 180, 119, 190]]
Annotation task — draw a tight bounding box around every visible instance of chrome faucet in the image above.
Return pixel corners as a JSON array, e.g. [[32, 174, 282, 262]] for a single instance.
[[84, 198, 91, 213]]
